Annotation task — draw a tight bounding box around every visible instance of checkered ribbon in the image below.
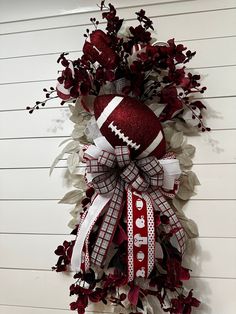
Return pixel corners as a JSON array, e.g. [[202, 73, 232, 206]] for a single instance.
[[71, 141, 186, 275], [86, 147, 185, 268]]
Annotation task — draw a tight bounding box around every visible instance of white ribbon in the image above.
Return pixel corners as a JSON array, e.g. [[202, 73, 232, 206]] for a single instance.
[[159, 159, 181, 190], [71, 136, 114, 272], [71, 194, 110, 271]]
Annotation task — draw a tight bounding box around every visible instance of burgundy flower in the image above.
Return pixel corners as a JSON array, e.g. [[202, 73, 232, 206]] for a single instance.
[[81, 197, 90, 208], [167, 67, 186, 86], [85, 187, 95, 198], [160, 86, 184, 121], [53, 240, 74, 272], [136, 9, 154, 30], [129, 25, 152, 43], [70, 284, 82, 296], [167, 39, 187, 63], [103, 272, 128, 289], [57, 52, 70, 66], [83, 30, 119, 70], [70, 294, 88, 314], [180, 267, 191, 281], [95, 66, 115, 83], [160, 215, 170, 225], [165, 290, 200, 314], [128, 285, 140, 306], [164, 254, 191, 289], [89, 288, 107, 303], [102, 4, 123, 34]]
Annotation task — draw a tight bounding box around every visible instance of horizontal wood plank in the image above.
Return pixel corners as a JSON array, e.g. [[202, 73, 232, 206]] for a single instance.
[[0, 269, 112, 312], [1, 37, 236, 84], [0, 0, 187, 25], [203, 97, 236, 130], [0, 306, 69, 314], [184, 200, 236, 238], [0, 96, 235, 140], [0, 269, 235, 313], [0, 168, 68, 199], [0, 107, 73, 138], [185, 277, 236, 314], [184, 238, 236, 278], [0, 137, 69, 168], [0, 199, 235, 238], [0, 305, 110, 314], [1, 0, 236, 34], [0, 234, 73, 270], [183, 36, 236, 69], [195, 66, 236, 99], [0, 235, 235, 279], [0, 66, 235, 111], [190, 129, 236, 164], [193, 164, 236, 200], [0, 129, 235, 168], [1, 9, 236, 58], [0, 80, 60, 111], [0, 164, 235, 200], [0, 200, 71, 234], [1, 199, 235, 238]]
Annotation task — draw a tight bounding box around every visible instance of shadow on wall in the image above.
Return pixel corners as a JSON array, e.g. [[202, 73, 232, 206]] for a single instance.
[[47, 107, 71, 134], [184, 239, 212, 313]]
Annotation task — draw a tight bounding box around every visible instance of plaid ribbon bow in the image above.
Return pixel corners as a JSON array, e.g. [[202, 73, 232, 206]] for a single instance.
[[86, 146, 185, 269]]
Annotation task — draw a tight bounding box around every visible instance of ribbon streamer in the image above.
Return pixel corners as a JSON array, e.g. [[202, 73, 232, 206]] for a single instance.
[[127, 190, 155, 281], [71, 136, 186, 279]]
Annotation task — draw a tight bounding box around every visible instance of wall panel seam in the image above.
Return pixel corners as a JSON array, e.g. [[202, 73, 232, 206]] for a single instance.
[[0, 7, 235, 36]]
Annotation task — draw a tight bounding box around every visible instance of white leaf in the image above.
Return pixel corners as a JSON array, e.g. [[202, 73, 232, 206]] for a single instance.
[[73, 176, 87, 190], [185, 219, 199, 238], [68, 104, 75, 114], [177, 153, 193, 168], [68, 218, 77, 229], [70, 114, 84, 124], [58, 137, 71, 147], [172, 197, 186, 211], [59, 190, 83, 204], [62, 140, 80, 154], [182, 107, 201, 127], [175, 209, 198, 238], [170, 131, 184, 149], [174, 120, 198, 135], [71, 125, 84, 139], [177, 185, 195, 201], [187, 171, 200, 190], [183, 144, 196, 157], [49, 153, 64, 175], [163, 126, 175, 142], [67, 152, 80, 174], [70, 204, 82, 218]]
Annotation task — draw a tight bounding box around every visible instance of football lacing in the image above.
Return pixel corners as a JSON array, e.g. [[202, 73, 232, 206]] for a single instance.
[[108, 121, 140, 150]]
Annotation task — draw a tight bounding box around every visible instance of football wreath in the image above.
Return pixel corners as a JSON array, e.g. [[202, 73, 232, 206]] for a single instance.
[[29, 2, 210, 314]]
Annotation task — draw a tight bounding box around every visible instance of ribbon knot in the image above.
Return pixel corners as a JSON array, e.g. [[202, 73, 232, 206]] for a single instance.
[[87, 146, 164, 194]]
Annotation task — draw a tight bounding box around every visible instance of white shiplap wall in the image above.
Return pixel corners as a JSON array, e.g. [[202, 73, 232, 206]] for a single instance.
[[0, 1, 236, 313]]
